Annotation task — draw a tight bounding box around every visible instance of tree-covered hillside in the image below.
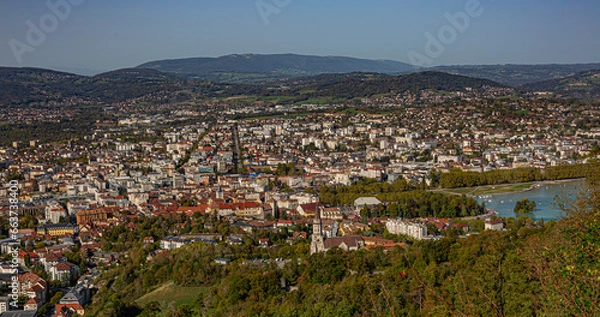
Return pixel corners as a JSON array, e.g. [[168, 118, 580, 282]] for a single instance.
[[521, 70, 600, 100], [0, 67, 509, 107], [84, 163, 600, 317], [137, 53, 415, 82], [432, 63, 600, 86]]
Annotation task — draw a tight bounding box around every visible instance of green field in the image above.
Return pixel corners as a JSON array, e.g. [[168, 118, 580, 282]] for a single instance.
[[296, 96, 348, 104], [220, 95, 298, 104], [243, 112, 309, 121], [135, 282, 207, 308], [257, 95, 297, 102], [438, 182, 534, 196]]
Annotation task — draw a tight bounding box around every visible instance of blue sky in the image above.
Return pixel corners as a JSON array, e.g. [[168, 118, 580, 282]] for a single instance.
[[1, 0, 599, 74]]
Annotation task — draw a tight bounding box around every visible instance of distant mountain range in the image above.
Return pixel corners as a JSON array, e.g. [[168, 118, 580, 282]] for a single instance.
[[431, 63, 600, 87], [138, 54, 416, 83], [521, 70, 600, 100], [2, 54, 600, 106], [0, 68, 509, 107], [137, 54, 600, 87]]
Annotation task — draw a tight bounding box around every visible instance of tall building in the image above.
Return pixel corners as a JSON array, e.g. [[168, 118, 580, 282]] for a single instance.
[[310, 210, 325, 254], [45, 201, 67, 224], [385, 219, 428, 240], [216, 184, 224, 199]]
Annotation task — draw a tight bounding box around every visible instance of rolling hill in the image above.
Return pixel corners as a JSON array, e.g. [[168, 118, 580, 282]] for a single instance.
[[138, 54, 600, 87], [276, 71, 508, 100], [521, 70, 600, 100], [0, 67, 208, 106], [0, 66, 511, 107], [431, 63, 600, 87], [137, 54, 416, 83], [0, 67, 86, 106]]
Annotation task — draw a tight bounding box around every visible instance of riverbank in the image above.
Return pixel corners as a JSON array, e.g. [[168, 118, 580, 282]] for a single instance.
[[436, 178, 586, 197]]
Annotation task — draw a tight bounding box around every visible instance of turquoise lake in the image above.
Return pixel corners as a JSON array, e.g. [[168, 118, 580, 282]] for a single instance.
[[474, 179, 588, 220]]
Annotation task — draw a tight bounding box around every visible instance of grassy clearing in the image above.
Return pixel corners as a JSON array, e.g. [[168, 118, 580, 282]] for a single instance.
[[135, 281, 207, 308]]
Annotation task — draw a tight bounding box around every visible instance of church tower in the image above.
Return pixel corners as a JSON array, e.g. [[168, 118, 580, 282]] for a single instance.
[[310, 208, 325, 254], [267, 197, 278, 218], [216, 184, 224, 199]]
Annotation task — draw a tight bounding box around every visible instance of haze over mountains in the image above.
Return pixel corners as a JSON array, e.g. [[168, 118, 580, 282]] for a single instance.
[[1, 53, 599, 106], [137, 54, 415, 83], [135, 53, 600, 86]]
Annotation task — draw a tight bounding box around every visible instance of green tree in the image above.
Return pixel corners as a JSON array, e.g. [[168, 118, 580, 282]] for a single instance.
[[514, 198, 536, 214]]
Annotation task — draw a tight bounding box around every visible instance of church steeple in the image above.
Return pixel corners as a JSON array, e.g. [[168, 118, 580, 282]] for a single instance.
[[310, 207, 325, 254], [313, 208, 322, 235], [216, 184, 223, 199]]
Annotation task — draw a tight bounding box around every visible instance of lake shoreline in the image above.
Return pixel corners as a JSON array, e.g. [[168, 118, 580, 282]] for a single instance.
[[488, 178, 587, 197], [472, 178, 586, 221], [438, 178, 586, 197]]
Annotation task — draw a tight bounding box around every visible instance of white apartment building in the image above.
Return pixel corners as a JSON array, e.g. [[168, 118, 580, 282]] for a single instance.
[[385, 219, 428, 240]]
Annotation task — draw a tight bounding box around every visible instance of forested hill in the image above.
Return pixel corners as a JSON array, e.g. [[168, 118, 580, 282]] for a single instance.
[[0, 67, 510, 107], [137, 53, 415, 82], [137, 55, 600, 86], [282, 71, 507, 99], [520, 70, 600, 100], [431, 63, 600, 86], [0, 67, 85, 106], [80, 68, 192, 103], [0, 67, 221, 106]]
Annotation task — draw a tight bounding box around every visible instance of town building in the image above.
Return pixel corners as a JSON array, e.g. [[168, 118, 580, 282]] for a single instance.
[[385, 219, 428, 240]]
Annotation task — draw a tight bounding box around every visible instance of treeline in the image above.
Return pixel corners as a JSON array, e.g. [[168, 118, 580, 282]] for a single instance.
[[320, 181, 484, 218], [319, 178, 415, 206], [356, 191, 484, 219], [384, 191, 484, 218], [0, 106, 111, 145], [300, 71, 505, 99], [438, 164, 590, 188]]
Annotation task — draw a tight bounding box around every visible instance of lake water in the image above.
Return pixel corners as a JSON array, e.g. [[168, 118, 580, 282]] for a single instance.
[[474, 179, 588, 220]]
